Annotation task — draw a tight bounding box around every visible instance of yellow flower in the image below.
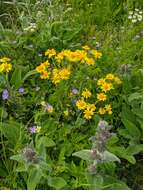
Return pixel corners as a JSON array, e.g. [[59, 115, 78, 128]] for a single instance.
[[52, 68, 71, 84], [63, 110, 69, 117], [3, 63, 12, 72], [91, 50, 102, 59], [84, 108, 94, 120], [36, 126, 41, 133], [101, 82, 113, 93], [97, 93, 107, 101], [42, 60, 50, 67], [40, 71, 50, 79], [45, 48, 56, 58], [105, 73, 115, 80], [36, 64, 46, 73], [82, 88, 92, 98], [82, 45, 90, 50], [0, 57, 11, 63], [97, 78, 106, 86], [98, 108, 106, 115], [76, 99, 87, 110], [85, 57, 95, 65], [86, 103, 96, 111], [0, 64, 5, 72], [60, 68, 71, 80], [105, 104, 112, 115], [114, 76, 122, 84]]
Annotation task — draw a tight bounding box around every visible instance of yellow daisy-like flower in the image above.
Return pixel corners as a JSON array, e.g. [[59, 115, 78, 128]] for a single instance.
[[91, 50, 102, 59], [83, 108, 94, 120], [97, 78, 106, 86], [0, 57, 11, 63], [0, 64, 5, 72], [85, 57, 95, 65], [60, 68, 71, 80], [40, 71, 50, 79], [101, 82, 113, 93], [45, 48, 56, 58], [82, 88, 92, 98], [76, 99, 87, 110], [97, 93, 107, 101], [3, 63, 12, 72], [36, 64, 46, 73], [86, 103, 96, 111], [98, 107, 106, 115], [105, 104, 112, 115], [82, 45, 90, 50], [105, 73, 115, 80]]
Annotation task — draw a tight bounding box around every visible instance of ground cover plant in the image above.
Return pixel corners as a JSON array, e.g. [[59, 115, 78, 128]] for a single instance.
[[0, 0, 143, 190]]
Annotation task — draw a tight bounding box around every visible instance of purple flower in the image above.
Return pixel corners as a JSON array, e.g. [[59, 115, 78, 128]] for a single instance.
[[2, 89, 9, 100], [72, 88, 79, 95], [18, 87, 25, 94], [29, 126, 37, 134]]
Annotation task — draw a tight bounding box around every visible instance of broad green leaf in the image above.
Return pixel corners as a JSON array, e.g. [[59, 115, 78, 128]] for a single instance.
[[103, 151, 120, 163], [27, 168, 42, 190], [132, 108, 143, 119], [121, 118, 140, 140], [126, 144, 143, 155], [10, 154, 24, 163], [48, 176, 67, 190], [109, 146, 136, 164], [37, 136, 56, 148], [72, 149, 91, 161], [10, 67, 22, 88], [86, 174, 103, 190]]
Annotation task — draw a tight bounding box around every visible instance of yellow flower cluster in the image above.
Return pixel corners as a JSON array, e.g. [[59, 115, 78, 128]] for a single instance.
[[76, 89, 96, 120], [51, 46, 102, 65], [0, 57, 12, 73], [75, 73, 122, 119], [76, 99, 96, 120], [52, 67, 71, 84], [36, 61, 50, 79]]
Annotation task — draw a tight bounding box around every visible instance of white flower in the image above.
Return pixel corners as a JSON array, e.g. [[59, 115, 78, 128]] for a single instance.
[[132, 19, 137, 23], [139, 11, 143, 14], [135, 8, 139, 12], [133, 15, 137, 19], [128, 15, 132, 19], [129, 11, 133, 15], [138, 15, 142, 21]]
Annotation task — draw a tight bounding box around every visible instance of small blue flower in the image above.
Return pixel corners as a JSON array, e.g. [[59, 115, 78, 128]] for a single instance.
[[2, 89, 9, 100], [29, 126, 37, 134], [72, 88, 79, 95], [18, 87, 25, 94]]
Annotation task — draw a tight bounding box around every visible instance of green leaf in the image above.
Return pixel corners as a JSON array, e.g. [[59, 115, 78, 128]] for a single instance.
[[48, 176, 67, 190], [37, 136, 56, 148], [72, 149, 91, 161], [22, 70, 37, 82], [128, 92, 143, 103], [121, 117, 140, 140], [27, 168, 42, 190], [10, 154, 24, 163], [109, 146, 136, 164], [10, 67, 22, 88], [126, 144, 143, 155], [103, 151, 120, 163], [86, 174, 103, 190]]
